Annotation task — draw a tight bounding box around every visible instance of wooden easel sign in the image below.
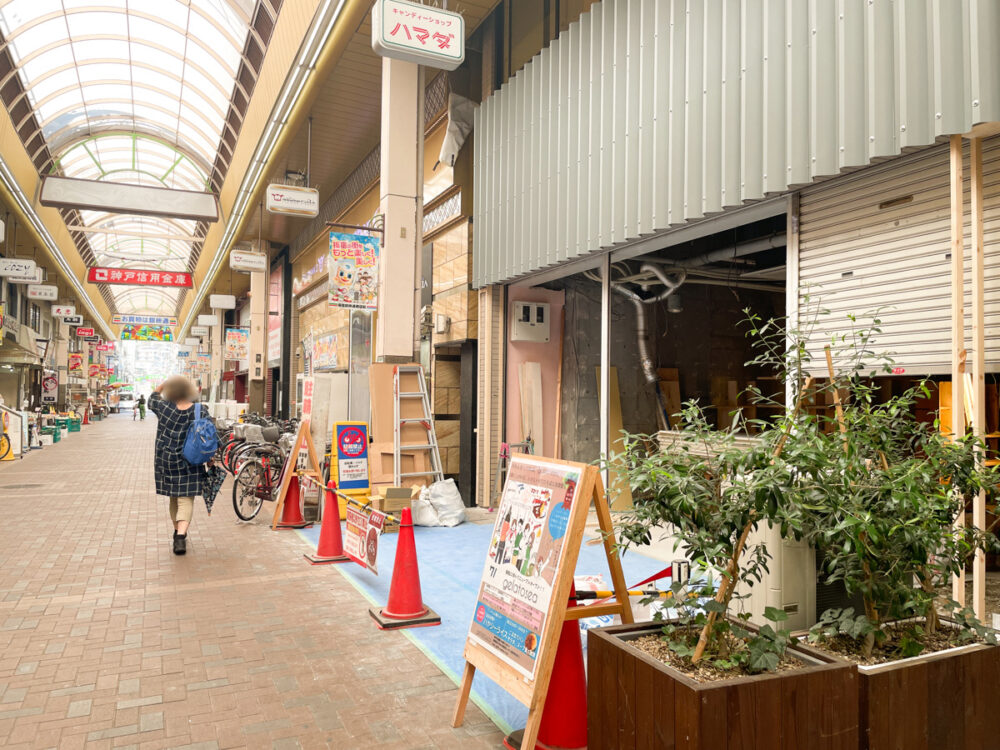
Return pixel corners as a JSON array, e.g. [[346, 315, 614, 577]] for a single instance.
[[270, 419, 324, 530], [452, 455, 632, 748]]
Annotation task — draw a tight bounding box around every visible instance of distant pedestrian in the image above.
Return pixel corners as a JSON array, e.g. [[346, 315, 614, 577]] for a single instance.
[[150, 376, 204, 555], [137, 394, 146, 421]]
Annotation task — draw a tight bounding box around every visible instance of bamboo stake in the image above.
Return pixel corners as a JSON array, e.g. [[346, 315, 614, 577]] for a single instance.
[[824, 346, 848, 453], [691, 376, 814, 664]]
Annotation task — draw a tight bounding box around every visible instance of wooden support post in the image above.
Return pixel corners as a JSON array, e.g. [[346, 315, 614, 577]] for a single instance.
[[970, 137, 986, 620], [949, 134, 966, 606]]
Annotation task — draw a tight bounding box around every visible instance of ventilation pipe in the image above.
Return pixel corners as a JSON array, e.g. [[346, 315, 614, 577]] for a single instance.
[[611, 264, 686, 430]]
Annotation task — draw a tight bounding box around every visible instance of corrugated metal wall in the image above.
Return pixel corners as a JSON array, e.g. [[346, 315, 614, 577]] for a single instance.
[[799, 135, 1000, 375], [473, 0, 1000, 288], [476, 284, 505, 507]]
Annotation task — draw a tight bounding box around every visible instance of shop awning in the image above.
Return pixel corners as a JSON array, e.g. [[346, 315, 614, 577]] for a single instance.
[[0, 341, 41, 366]]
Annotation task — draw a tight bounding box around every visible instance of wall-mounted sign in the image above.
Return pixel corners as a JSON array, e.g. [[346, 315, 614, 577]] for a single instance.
[[266, 184, 319, 217], [52, 304, 75, 317], [8, 267, 42, 284], [225, 327, 249, 360], [87, 267, 193, 288], [230, 249, 267, 273], [191, 325, 210, 337], [334, 422, 370, 491], [63, 315, 83, 325], [328, 232, 380, 311], [210, 294, 237, 310], [27, 284, 58, 300], [84, 335, 100, 343], [41, 372, 58, 403], [297, 283, 328, 310], [313, 332, 338, 370], [120, 325, 173, 342], [0, 258, 36, 278], [111, 314, 176, 326], [372, 0, 464, 71], [75, 327, 94, 337], [197, 314, 218, 327]]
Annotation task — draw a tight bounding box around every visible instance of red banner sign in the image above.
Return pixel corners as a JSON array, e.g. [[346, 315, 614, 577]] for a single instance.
[[75, 327, 94, 337], [87, 267, 193, 288], [88, 364, 100, 377], [97, 344, 112, 351]]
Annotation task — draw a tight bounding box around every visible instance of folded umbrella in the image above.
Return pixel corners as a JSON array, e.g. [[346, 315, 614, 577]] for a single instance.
[[202, 463, 227, 515]]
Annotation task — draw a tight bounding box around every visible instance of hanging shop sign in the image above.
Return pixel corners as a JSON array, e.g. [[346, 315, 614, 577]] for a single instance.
[[312, 332, 338, 370], [86, 267, 193, 287], [8, 267, 42, 284], [0, 258, 36, 278], [83, 335, 100, 343], [371, 0, 464, 71], [334, 422, 370, 492], [63, 315, 83, 325], [52, 304, 75, 317], [301, 376, 315, 420], [41, 372, 58, 403], [328, 232, 379, 310], [120, 325, 174, 342], [96, 344, 113, 352], [75, 327, 94, 337], [225, 327, 250, 359], [27, 284, 58, 301], [344, 505, 385, 574], [197, 314, 218, 327], [177, 350, 191, 358], [68, 353, 83, 373], [230, 249, 267, 273], [191, 325, 209, 337], [111, 314, 176, 326], [209, 294, 237, 310], [266, 184, 320, 217], [88, 363, 100, 377], [184, 337, 200, 346]]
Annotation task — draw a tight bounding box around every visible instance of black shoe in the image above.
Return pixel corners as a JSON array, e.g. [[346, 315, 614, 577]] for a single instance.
[[173, 533, 187, 555]]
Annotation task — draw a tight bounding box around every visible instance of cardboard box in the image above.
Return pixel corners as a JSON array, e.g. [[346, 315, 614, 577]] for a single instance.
[[371, 486, 417, 513]]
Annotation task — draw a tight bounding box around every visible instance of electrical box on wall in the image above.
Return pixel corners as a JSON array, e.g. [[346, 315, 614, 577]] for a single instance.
[[511, 301, 550, 343]]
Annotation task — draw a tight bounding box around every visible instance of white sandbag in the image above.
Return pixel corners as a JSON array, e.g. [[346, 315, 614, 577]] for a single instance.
[[427, 478, 467, 527], [411, 490, 441, 526]]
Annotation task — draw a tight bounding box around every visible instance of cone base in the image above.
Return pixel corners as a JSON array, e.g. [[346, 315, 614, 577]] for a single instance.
[[503, 729, 585, 750], [368, 606, 441, 630], [303, 552, 350, 564], [275, 521, 313, 529]]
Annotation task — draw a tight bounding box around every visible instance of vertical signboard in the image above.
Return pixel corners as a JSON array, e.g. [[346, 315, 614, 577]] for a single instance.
[[328, 232, 379, 310], [268, 266, 282, 365], [41, 372, 58, 404], [333, 422, 370, 492]]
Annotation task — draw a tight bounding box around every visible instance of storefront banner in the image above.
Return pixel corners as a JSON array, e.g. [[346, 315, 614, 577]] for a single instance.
[[225, 327, 249, 359], [120, 325, 173, 342], [87, 267, 193, 287], [469, 457, 582, 679], [328, 232, 379, 310], [344, 505, 385, 574], [41, 372, 58, 403], [312, 332, 338, 370], [68, 353, 83, 373], [111, 314, 176, 326], [268, 266, 282, 364]]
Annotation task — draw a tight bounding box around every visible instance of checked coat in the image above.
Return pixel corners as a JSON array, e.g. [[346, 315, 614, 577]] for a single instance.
[[150, 392, 205, 497]]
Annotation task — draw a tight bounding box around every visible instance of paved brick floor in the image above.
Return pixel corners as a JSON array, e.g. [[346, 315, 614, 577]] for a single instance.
[[0, 415, 505, 749]]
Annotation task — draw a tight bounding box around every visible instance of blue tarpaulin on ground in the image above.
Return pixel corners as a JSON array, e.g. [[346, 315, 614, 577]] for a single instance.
[[298, 520, 668, 733]]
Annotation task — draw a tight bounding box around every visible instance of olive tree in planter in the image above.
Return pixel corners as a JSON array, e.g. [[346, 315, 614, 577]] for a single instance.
[[590, 395, 858, 750]]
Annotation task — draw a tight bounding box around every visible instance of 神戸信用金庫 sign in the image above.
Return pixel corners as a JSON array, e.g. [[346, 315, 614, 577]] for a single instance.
[[87, 267, 193, 287], [328, 233, 379, 311]]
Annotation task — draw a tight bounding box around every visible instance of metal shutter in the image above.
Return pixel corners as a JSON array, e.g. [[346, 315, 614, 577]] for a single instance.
[[798, 136, 1000, 375]]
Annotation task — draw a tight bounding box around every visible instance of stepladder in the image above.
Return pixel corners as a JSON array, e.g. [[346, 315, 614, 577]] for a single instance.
[[393, 365, 444, 486]]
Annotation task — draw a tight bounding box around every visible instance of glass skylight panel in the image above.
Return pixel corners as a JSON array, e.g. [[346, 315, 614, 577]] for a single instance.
[[66, 11, 128, 39]]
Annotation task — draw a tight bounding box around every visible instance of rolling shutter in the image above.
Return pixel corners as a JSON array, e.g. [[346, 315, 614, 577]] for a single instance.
[[798, 136, 1000, 376]]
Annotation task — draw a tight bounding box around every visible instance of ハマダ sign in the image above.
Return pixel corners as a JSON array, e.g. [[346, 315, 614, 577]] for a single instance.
[[266, 184, 319, 217], [372, 0, 464, 70], [87, 267, 193, 287]]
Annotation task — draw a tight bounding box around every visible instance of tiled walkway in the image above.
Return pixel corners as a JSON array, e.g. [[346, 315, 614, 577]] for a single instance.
[[0, 415, 505, 749]]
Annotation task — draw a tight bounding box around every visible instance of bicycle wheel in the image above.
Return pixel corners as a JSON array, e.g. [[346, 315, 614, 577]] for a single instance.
[[0, 433, 9, 461], [233, 460, 266, 521]]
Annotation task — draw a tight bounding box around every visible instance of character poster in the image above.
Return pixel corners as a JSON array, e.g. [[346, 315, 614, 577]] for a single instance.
[[327, 232, 379, 311], [468, 457, 581, 679]]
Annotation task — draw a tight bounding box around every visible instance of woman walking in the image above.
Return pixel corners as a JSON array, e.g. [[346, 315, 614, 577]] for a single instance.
[[150, 376, 204, 555]]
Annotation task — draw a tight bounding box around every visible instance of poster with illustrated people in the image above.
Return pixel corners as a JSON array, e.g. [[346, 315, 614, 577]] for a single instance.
[[468, 456, 581, 679], [327, 232, 379, 311]]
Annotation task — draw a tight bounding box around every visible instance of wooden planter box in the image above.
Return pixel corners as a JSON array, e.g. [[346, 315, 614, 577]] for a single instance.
[[588, 622, 858, 750], [859, 641, 1000, 749]]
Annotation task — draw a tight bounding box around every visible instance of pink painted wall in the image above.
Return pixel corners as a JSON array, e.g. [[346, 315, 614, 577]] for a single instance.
[[505, 285, 566, 458]]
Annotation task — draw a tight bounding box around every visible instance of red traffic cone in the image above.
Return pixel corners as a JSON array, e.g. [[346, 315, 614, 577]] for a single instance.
[[82, 407, 89, 426], [369, 507, 440, 629], [304, 482, 350, 564], [275, 474, 312, 529], [504, 587, 588, 750]]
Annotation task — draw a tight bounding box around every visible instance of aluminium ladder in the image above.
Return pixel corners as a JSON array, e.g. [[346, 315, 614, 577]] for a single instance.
[[393, 365, 445, 486]]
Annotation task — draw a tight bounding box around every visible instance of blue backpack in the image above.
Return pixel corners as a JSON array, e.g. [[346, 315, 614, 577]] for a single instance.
[[183, 404, 218, 465]]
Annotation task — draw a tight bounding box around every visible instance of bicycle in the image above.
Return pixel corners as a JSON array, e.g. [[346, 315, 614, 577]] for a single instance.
[[0, 420, 10, 461], [232, 428, 296, 521]]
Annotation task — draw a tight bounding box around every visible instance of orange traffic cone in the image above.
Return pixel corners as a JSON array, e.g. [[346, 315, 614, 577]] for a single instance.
[[82, 407, 89, 426], [304, 482, 350, 564], [504, 587, 587, 750], [369, 507, 440, 629], [275, 474, 312, 529]]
